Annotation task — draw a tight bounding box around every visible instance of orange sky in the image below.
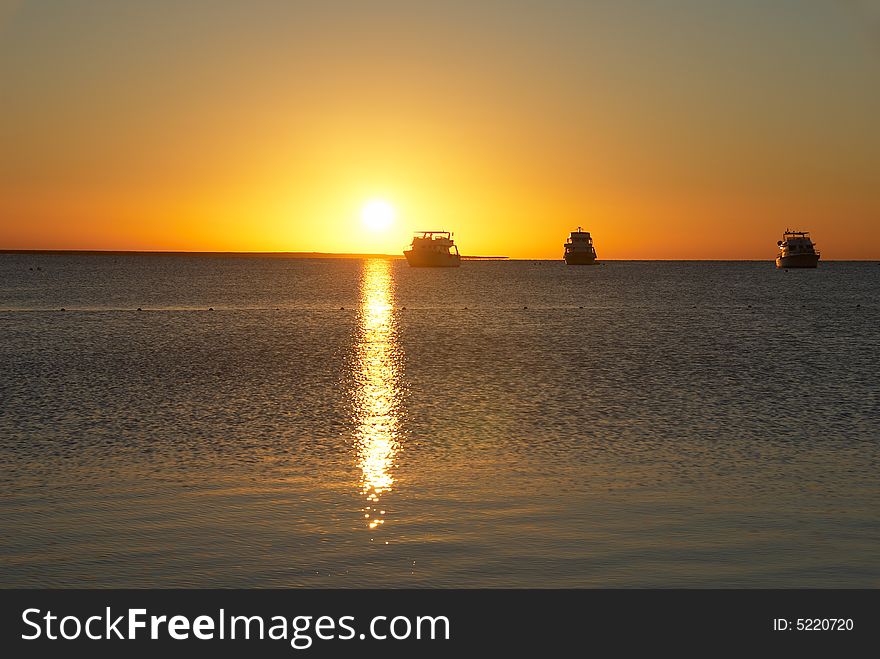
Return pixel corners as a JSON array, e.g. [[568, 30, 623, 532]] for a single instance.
[[1, 1, 879, 259]]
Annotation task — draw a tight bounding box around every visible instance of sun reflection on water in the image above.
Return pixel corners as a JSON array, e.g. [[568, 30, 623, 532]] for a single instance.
[[354, 259, 402, 533]]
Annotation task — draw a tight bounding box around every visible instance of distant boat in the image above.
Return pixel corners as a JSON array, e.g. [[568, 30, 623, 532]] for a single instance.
[[776, 229, 819, 268], [404, 231, 461, 267], [563, 227, 598, 265]]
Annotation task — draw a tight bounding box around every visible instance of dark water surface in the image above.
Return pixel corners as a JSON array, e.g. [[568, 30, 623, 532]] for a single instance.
[[1, 255, 878, 587]]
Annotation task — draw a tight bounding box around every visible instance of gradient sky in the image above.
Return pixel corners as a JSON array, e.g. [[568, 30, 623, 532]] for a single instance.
[[1, 0, 879, 258]]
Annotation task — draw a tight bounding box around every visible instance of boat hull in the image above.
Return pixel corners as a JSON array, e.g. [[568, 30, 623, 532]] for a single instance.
[[776, 254, 819, 268], [564, 253, 598, 265], [404, 250, 461, 267]]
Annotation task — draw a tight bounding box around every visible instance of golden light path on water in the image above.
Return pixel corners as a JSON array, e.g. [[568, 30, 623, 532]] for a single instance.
[[354, 259, 403, 535]]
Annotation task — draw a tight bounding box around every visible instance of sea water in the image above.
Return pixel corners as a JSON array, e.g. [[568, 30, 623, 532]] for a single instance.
[[1, 255, 878, 586]]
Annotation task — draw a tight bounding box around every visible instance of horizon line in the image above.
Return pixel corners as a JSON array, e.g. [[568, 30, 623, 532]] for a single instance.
[[1, 249, 878, 262]]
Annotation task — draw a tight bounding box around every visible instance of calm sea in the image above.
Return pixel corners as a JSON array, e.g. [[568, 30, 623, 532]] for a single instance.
[[1, 255, 878, 587]]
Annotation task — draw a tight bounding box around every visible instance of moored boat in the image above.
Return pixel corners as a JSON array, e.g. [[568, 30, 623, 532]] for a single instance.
[[563, 227, 598, 265], [403, 231, 461, 267], [776, 230, 819, 268]]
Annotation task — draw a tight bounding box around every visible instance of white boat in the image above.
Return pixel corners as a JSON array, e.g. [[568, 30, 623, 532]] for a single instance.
[[776, 230, 819, 268], [403, 231, 461, 267]]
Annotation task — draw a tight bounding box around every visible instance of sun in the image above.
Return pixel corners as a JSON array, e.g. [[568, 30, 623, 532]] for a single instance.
[[361, 199, 395, 231]]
